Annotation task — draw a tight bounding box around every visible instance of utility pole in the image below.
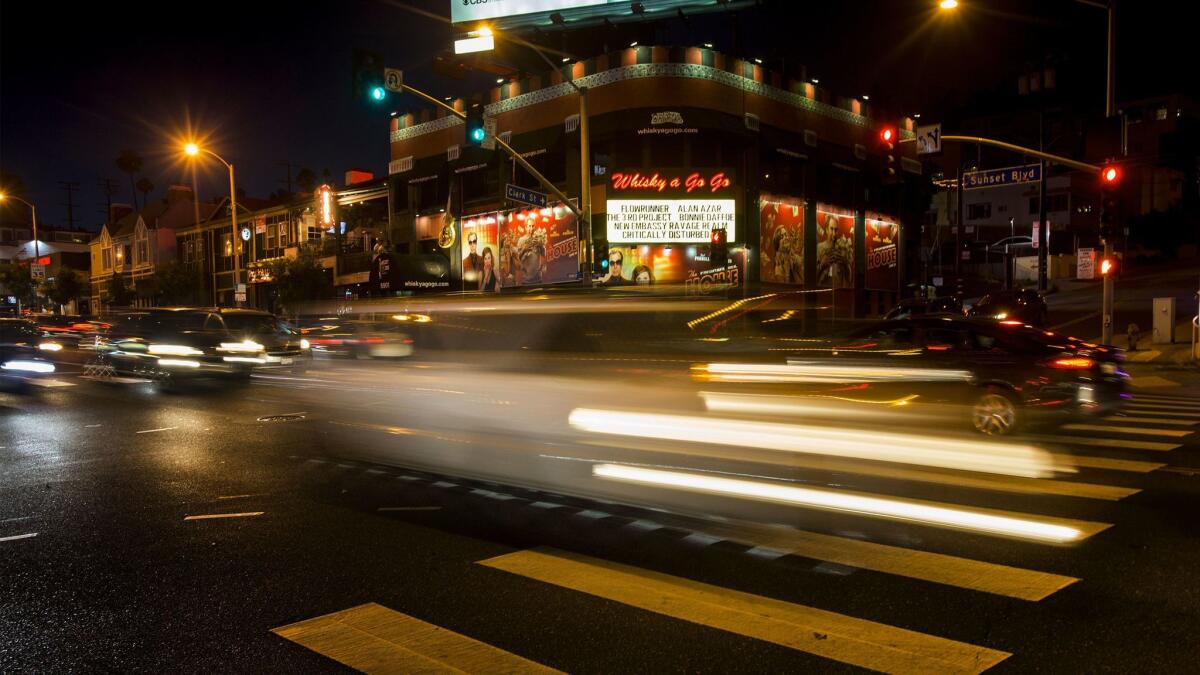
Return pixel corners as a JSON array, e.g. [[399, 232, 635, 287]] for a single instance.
[[58, 180, 80, 230], [98, 178, 119, 221], [277, 162, 299, 195], [1100, 0, 1117, 344]]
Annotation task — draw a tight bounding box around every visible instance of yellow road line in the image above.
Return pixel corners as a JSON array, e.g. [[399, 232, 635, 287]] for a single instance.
[[183, 512, 263, 521], [1060, 424, 1192, 438], [1064, 455, 1166, 473], [1029, 435, 1181, 452], [1104, 416, 1198, 426], [644, 515, 1077, 601], [272, 603, 561, 674], [480, 548, 1010, 674]]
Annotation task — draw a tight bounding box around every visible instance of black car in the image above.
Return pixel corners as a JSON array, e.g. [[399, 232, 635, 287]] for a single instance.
[[967, 289, 1049, 326], [299, 318, 414, 359], [884, 295, 963, 320], [1, 318, 57, 392], [94, 308, 307, 381], [731, 315, 1127, 435]]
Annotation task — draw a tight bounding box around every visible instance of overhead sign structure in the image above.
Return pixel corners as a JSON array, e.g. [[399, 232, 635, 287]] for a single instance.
[[454, 30, 496, 55], [384, 68, 403, 93], [963, 164, 1041, 190], [915, 123, 942, 155], [505, 184, 548, 208]]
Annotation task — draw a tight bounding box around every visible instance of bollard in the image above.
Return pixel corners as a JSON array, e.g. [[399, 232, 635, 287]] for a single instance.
[[1127, 323, 1140, 351]]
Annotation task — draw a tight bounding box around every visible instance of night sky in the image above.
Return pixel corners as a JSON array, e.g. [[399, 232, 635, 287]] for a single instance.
[[0, 0, 1184, 231]]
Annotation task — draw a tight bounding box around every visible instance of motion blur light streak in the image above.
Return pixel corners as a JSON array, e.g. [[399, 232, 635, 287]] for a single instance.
[[591, 464, 1085, 543], [701, 392, 919, 419], [1, 360, 56, 374], [696, 362, 973, 383], [148, 344, 205, 356], [218, 340, 265, 353], [569, 409, 1058, 477], [157, 359, 201, 368]]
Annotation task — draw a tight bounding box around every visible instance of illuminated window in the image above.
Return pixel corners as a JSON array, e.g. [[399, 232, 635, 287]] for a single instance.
[[223, 234, 233, 257], [102, 247, 113, 270]]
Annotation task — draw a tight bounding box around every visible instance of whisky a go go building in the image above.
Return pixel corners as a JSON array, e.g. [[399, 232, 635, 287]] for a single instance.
[[386, 45, 919, 312]]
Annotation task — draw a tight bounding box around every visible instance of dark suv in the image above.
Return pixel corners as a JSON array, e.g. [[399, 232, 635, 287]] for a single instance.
[[967, 289, 1049, 326]]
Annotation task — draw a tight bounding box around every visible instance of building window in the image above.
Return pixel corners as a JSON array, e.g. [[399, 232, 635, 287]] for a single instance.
[[1156, 107, 1168, 121], [278, 221, 289, 247], [137, 239, 149, 265], [222, 233, 233, 257], [102, 247, 113, 270], [967, 203, 991, 220]]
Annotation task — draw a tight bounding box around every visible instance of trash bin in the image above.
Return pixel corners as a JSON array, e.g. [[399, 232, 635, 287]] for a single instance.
[[1153, 297, 1176, 344]]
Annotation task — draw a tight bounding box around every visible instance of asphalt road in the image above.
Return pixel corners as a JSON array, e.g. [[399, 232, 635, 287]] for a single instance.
[[4, 356, 1200, 673]]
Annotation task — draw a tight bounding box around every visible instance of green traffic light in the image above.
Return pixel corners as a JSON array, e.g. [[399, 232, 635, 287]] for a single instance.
[[371, 86, 386, 101], [470, 127, 486, 142]]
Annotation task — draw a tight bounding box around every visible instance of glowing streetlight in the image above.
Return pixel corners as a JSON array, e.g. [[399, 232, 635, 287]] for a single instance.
[[0, 191, 42, 308], [940, 0, 959, 9], [183, 141, 243, 306]]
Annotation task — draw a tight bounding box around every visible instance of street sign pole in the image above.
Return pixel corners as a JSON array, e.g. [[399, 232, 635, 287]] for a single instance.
[[1037, 159, 1048, 292]]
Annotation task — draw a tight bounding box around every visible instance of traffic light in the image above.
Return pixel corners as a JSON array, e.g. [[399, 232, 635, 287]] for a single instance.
[[594, 240, 609, 275], [1099, 163, 1121, 240], [352, 48, 386, 103], [1100, 256, 1117, 276], [710, 227, 728, 265], [879, 125, 898, 180], [465, 105, 486, 147]]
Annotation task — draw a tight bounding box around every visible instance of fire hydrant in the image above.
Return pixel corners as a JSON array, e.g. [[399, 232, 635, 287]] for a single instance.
[[1128, 323, 1140, 351]]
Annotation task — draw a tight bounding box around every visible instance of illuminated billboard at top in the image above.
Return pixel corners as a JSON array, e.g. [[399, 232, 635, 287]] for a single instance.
[[451, 0, 605, 24], [450, 0, 752, 28]]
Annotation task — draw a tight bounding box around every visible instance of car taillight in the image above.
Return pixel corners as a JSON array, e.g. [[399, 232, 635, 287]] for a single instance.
[[1048, 357, 1094, 369]]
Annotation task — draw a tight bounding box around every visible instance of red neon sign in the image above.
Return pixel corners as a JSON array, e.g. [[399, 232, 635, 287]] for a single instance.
[[611, 170, 733, 194]]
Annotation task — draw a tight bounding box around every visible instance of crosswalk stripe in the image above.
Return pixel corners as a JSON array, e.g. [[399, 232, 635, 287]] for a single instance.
[[28, 378, 76, 388], [1129, 394, 1200, 403], [1127, 402, 1200, 412], [272, 603, 561, 674], [1060, 424, 1192, 438], [640, 515, 1077, 601], [1029, 435, 1181, 452], [481, 548, 1010, 674], [1114, 408, 1200, 419], [1104, 416, 1198, 426], [1064, 455, 1166, 473]]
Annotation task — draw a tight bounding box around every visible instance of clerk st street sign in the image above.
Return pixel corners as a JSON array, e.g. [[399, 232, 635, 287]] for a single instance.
[[963, 164, 1041, 190]]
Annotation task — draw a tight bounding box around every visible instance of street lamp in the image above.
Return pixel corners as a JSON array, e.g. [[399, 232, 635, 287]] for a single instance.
[[184, 142, 242, 306], [939, 0, 959, 9], [0, 193, 42, 307]]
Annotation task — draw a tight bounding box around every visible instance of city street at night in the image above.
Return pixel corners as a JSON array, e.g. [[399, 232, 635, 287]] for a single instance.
[[4, 351, 1200, 672]]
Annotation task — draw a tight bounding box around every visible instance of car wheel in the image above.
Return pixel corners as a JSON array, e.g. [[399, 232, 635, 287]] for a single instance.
[[972, 387, 1020, 436]]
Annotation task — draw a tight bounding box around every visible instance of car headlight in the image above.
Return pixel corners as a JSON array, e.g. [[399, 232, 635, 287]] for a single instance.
[[994, 312, 1008, 320], [299, 339, 310, 350], [219, 340, 264, 353], [2, 360, 55, 374], [38, 342, 63, 352], [148, 344, 205, 356]]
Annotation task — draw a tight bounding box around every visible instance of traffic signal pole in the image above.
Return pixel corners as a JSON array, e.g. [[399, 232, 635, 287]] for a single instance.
[[1101, 0, 1117, 345]]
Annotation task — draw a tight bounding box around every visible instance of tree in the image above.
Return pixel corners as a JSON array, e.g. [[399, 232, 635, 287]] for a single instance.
[[296, 168, 317, 193], [115, 149, 144, 209], [136, 177, 155, 206], [108, 273, 135, 307], [42, 267, 84, 314], [0, 263, 37, 309], [269, 248, 332, 317], [153, 260, 205, 306]]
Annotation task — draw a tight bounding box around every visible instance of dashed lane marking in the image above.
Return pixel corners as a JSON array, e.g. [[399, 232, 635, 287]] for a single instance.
[[377, 506, 443, 512], [183, 512, 264, 521], [0, 532, 39, 543], [272, 603, 562, 674], [1066, 455, 1166, 473], [480, 548, 1011, 674], [136, 426, 179, 434]]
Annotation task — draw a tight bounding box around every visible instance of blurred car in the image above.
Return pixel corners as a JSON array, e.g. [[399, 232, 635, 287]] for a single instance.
[[34, 315, 112, 350], [300, 318, 414, 359], [1, 318, 57, 392], [883, 295, 962, 320], [967, 289, 1048, 326], [738, 315, 1126, 435], [95, 308, 308, 381]]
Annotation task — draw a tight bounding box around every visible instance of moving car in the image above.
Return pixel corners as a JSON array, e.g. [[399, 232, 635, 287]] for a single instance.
[[1, 318, 57, 392], [300, 318, 414, 359], [967, 288, 1048, 326], [94, 308, 308, 381], [883, 295, 963, 320]]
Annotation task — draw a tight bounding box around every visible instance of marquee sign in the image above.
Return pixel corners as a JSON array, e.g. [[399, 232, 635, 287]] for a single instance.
[[610, 170, 733, 195]]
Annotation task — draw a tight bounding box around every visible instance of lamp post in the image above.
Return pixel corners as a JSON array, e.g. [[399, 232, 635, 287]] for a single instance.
[[0, 192, 41, 310], [185, 143, 241, 306]]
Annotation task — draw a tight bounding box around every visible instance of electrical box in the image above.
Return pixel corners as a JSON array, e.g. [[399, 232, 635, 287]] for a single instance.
[[1153, 297, 1176, 344]]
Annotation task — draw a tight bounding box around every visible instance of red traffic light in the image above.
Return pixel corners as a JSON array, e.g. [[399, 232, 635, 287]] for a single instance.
[[710, 229, 725, 244], [879, 127, 895, 144], [1100, 257, 1116, 275], [1101, 165, 1120, 185]]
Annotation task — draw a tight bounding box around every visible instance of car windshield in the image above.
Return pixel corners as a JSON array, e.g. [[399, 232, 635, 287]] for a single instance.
[[114, 313, 207, 335], [223, 314, 296, 336]]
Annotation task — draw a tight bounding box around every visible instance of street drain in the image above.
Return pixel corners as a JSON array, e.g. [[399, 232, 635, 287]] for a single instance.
[[257, 414, 306, 422]]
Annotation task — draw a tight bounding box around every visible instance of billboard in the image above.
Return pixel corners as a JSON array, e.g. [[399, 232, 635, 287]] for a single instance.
[[597, 243, 744, 293], [864, 212, 899, 290], [759, 194, 805, 285], [606, 169, 737, 244], [452, 0, 605, 23], [461, 214, 501, 292], [498, 204, 579, 288], [815, 204, 855, 289]]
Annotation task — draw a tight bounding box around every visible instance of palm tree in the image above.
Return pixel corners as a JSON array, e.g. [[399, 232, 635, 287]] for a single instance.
[[136, 177, 155, 206], [116, 150, 144, 209], [296, 168, 317, 193]]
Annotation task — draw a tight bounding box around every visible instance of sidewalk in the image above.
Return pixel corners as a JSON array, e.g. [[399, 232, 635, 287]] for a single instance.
[[1106, 321, 1198, 366]]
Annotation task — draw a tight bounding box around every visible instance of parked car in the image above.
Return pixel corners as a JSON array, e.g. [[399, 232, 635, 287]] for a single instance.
[[93, 308, 308, 382], [1, 318, 57, 392], [752, 315, 1127, 435], [967, 289, 1048, 326], [884, 295, 963, 320]]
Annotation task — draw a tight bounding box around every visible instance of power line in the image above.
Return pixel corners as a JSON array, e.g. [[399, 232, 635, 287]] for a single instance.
[[58, 180, 80, 230], [98, 178, 120, 221]]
